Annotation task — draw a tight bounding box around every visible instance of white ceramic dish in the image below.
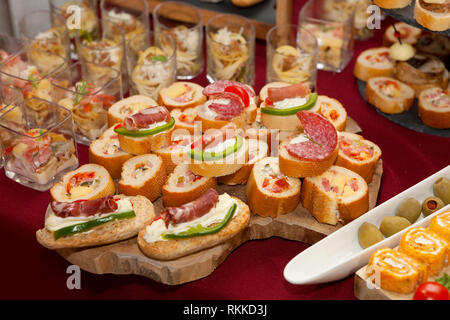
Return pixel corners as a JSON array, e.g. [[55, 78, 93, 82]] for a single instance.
[[283, 165, 450, 285]]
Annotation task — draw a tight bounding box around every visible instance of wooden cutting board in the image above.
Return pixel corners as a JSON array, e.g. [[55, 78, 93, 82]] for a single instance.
[[57, 118, 384, 285]]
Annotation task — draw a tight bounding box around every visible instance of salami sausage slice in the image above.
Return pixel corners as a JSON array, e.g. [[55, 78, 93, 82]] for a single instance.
[[203, 80, 255, 97], [267, 83, 311, 102], [124, 106, 170, 131], [160, 188, 219, 227], [191, 123, 237, 151], [286, 111, 337, 161], [208, 92, 244, 121], [51, 196, 118, 218]]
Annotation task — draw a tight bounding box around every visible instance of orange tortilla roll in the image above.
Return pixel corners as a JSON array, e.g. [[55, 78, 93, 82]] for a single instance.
[[429, 210, 450, 243], [398, 227, 449, 277], [366, 247, 427, 294]]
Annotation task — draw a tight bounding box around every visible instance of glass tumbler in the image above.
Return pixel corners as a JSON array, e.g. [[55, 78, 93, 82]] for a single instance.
[[153, 1, 203, 80], [126, 31, 176, 100], [100, 0, 150, 43], [266, 24, 318, 91], [299, 0, 355, 72], [51, 61, 123, 144], [0, 84, 23, 168], [19, 10, 70, 72], [206, 14, 255, 85], [0, 98, 79, 191]]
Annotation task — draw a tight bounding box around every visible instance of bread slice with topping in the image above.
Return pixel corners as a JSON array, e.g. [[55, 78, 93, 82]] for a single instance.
[[50, 164, 115, 202], [118, 154, 166, 201], [108, 95, 157, 126], [300, 165, 369, 225], [162, 164, 217, 207], [418, 87, 450, 129], [158, 82, 206, 110], [366, 77, 415, 114]]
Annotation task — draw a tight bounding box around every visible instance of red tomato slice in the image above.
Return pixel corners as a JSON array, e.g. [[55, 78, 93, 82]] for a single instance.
[[413, 282, 449, 300], [224, 86, 250, 108]]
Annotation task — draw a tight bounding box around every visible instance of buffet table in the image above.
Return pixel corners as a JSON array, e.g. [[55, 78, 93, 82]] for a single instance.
[[0, 2, 448, 300]]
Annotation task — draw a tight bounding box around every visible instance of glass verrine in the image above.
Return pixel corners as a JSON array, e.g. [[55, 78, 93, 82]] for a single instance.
[[0, 47, 70, 105], [153, 1, 203, 80], [75, 19, 126, 89], [299, 0, 355, 72], [206, 14, 255, 85], [126, 31, 176, 100], [0, 98, 79, 191], [352, 0, 374, 40], [266, 24, 318, 91], [100, 0, 150, 43], [51, 61, 123, 144], [0, 84, 23, 168], [0, 34, 24, 62], [49, 0, 99, 40], [19, 10, 70, 71]]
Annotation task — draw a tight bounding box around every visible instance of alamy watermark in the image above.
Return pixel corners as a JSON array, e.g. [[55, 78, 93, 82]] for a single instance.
[[66, 264, 81, 290]]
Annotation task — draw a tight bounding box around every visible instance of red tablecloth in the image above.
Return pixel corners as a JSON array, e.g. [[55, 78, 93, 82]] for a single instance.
[[0, 3, 449, 300]]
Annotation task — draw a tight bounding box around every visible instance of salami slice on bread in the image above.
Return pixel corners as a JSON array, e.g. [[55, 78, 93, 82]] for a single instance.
[[300, 165, 369, 225]]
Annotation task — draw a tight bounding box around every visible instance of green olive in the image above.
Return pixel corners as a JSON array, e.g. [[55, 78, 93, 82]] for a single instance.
[[379, 216, 411, 237], [358, 222, 384, 249], [433, 177, 450, 205], [422, 196, 445, 216], [395, 198, 421, 224]]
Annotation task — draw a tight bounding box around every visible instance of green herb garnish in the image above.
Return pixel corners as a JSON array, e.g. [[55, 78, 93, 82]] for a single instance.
[[305, 135, 322, 147], [73, 81, 88, 105], [78, 29, 93, 43], [435, 273, 450, 290], [28, 74, 39, 89], [151, 55, 167, 62]]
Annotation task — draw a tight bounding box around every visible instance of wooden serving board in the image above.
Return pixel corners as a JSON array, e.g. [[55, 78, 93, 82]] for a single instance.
[[57, 118, 383, 285]]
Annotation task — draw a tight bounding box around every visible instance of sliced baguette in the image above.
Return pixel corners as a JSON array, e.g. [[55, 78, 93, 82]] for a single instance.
[[418, 87, 450, 129], [50, 164, 115, 202], [153, 133, 193, 174], [170, 107, 199, 135], [137, 196, 250, 261], [162, 164, 217, 207], [260, 101, 301, 131], [118, 154, 167, 202], [246, 156, 301, 218], [309, 95, 347, 131], [218, 138, 269, 185], [353, 47, 394, 82], [335, 132, 382, 183], [117, 123, 175, 155], [107, 95, 158, 127], [383, 23, 422, 46], [158, 82, 206, 110], [414, 0, 450, 32], [258, 81, 290, 104], [189, 136, 249, 177], [36, 195, 154, 250], [88, 126, 133, 179], [196, 103, 246, 132], [300, 165, 369, 225], [366, 77, 415, 114]]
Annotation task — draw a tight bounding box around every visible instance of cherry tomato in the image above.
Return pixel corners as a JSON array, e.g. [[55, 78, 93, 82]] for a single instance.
[[224, 85, 250, 108], [413, 282, 449, 300]]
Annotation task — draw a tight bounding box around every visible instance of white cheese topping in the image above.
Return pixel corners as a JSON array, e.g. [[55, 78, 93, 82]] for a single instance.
[[204, 138, 236, 153], [143, 193, 237, 243], [289, 134, 309, 145], [173, 28, 199, 52], [138, 120, 167, 131], [214, 27, 233, 46], [273, 97, 307, 109], [108, 10, 133, 22], [45, 198, 133, 231]]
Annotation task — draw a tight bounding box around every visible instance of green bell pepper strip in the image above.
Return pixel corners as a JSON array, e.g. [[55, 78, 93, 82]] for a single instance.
[[162, 203, 237, 239], [114, 117, 175, 137], [260, 93, 318, 116], [52, 210, 136, 240], [189, 135, 243, 161]]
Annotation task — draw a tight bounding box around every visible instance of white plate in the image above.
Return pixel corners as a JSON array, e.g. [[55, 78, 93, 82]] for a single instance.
[[283, 165, 450, 285]]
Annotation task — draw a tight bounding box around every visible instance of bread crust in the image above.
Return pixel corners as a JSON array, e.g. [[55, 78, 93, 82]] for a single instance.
[[366, 77, 415, 114], [36, 195, 155, 250], [196, 112, 246, 132], [50, 164, 115, 202], [278, 141, 339, 178], [107, 95, 158, 127], [137, 197, 250, 260], [88, 143, 133, 180], [118, 125, 175, 155], [157, 82, 206, 110], [418, 88, 450, 129], [260, 102, 301, 130], [414, 0, 450, 31], [118, 155, 167, 202], [353, 48, 393, 82], [246, 163, 301, 218]]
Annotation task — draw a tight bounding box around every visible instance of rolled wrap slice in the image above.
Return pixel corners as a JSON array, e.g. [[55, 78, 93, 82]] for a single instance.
[[429, 210, 450, 243]]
